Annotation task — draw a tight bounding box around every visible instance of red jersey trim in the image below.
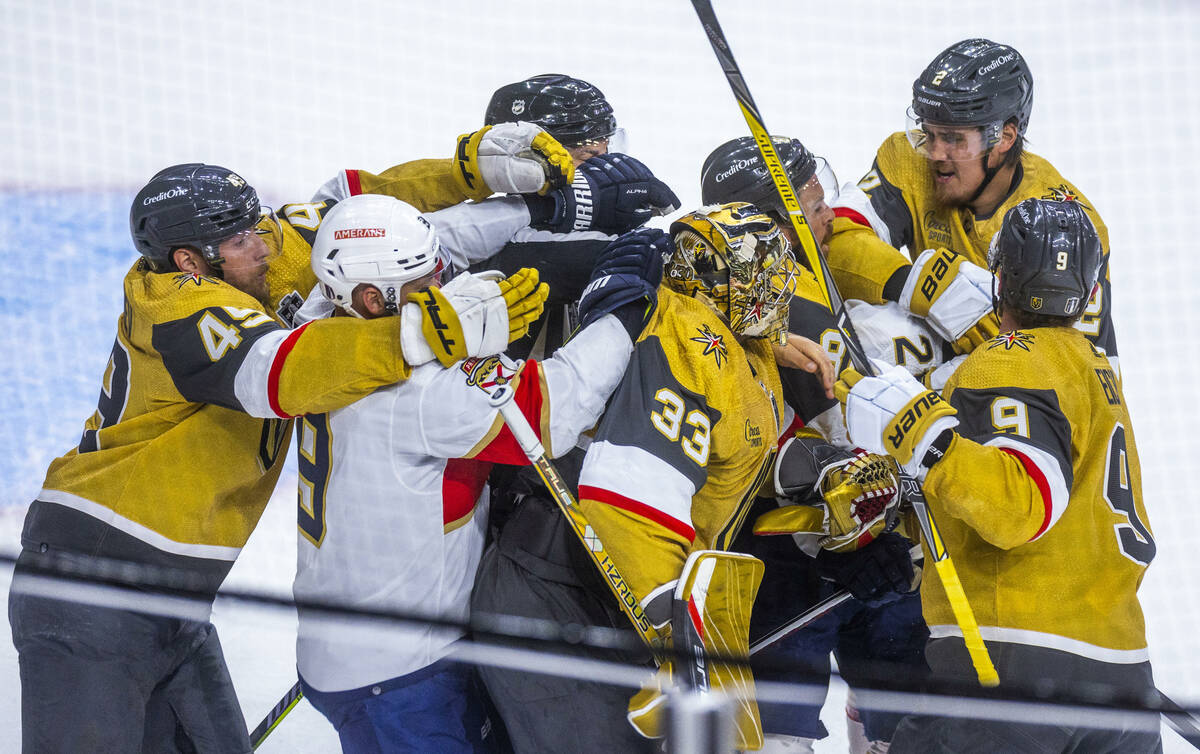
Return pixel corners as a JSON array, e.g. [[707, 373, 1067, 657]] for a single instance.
[[999, 446, 1054, 541], [578, 485, 696, 543], [266, 322, 311, 419], [443, 458, 492, 533], [834, 207, 871, 228], [474, 360, 546, 465], [345, 169, 363, 197]]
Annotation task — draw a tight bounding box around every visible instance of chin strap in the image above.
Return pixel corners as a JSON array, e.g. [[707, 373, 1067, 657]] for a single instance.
[[966, 151, 1003, 207]]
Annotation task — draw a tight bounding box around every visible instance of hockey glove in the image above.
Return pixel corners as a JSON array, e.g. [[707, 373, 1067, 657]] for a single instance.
[[400, 268, 548, 367], [577, 228, 668, 339], [814, 532, 920, 607], [453, 123, 574, 201], [834, 360, 959, 479], [899, 248, 1000, 354], [534, 154, 680, 235], [756, 439, 901, 553]]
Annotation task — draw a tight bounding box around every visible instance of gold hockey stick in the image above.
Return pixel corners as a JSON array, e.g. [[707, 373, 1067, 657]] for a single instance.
[[689, 0, 998, 687], [486, 384, 665, 655]]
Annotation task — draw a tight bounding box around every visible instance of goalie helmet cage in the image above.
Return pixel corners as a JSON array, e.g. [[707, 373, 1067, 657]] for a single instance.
[[1, 1, 1198, 751]]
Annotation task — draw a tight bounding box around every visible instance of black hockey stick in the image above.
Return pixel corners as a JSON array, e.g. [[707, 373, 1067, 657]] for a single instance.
[[688, 0, 998, 687], [249, 681, 303, 750]]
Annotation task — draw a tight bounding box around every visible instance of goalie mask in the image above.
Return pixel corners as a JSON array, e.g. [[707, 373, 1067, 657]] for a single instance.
[[666, 202, 797, 343], [988, 198, 1101, 319], [311, 194, 445, 318]]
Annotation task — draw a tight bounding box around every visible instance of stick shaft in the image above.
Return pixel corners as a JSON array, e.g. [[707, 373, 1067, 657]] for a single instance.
[[689, 0, 997, 687], [249, 681, 304, 750]]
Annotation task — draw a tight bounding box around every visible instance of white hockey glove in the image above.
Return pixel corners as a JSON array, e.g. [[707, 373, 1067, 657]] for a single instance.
[[453, 123, 574, 201], [834, 360, 958, 479], [899, 248, 999, 354], [400, 268, 548, 368]]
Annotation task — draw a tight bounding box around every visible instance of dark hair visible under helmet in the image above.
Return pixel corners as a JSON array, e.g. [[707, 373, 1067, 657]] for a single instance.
[[700, 136, 817, 220], [484, 74, 616, 147], [990, 198, 1101, 324], [130, 163, 261, 272]]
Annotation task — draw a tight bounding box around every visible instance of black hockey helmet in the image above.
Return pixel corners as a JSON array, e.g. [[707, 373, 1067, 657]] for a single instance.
[[484, 74, 616, 147], [130, 163, 261, 272], [989, 198, 1101, 319], [700, 136, 817, 217], [911, 39, 1033, 142]]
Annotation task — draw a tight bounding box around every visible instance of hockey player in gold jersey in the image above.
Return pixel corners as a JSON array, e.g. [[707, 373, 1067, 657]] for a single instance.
[[8, 143, 560, 753], [830, 39, 1119, 373], [835, 198, 1158, 753]]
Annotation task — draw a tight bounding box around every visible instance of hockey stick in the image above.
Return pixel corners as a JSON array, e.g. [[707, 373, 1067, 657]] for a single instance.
[[689, 0, 998, 687], [487, 384, 665, 655], [249, 681, 303, 750]]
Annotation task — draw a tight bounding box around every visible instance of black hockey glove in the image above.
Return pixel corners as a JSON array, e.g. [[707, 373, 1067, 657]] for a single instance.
[[813, 532, 917, 608], [528, 154, 680, 235], [577, 227, 667, 339]]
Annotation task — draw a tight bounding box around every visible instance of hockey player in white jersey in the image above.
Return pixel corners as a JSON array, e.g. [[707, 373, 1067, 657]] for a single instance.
[[291, 194, 663, 753]]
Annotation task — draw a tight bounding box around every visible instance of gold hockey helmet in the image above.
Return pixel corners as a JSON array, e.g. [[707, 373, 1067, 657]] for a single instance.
[[666, 202, 797, 342]]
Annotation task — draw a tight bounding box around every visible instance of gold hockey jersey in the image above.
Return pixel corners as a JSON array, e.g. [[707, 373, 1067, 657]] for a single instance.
[[577, 288, 784, 627], [829, 133, 1118, 363], [921, 326, 1152, 661], [25, 165, 466, 592]]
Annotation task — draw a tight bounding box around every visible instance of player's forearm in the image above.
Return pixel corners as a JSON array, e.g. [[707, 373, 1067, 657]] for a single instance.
[[314, 159, 468, 213], [827, 219, 911, 304], [924, 433, 1048, 549], [426, 196, 531, 271], [235, 316, 409, 418]]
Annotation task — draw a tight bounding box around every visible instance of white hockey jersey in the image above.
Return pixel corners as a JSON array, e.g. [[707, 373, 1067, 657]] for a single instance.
[[293, 314, 634, 692]]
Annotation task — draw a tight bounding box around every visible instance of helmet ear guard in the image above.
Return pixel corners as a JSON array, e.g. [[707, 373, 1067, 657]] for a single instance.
[[310, 195, 444, 318]]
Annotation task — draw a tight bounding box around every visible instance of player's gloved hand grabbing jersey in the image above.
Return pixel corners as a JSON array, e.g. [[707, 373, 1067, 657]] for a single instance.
[[834, 360, 958, 479], [453, 122, 574, 201], [899, 247, 1000, 353], [528, 154, 681, 235], [401, 267, 549, 367], [577, 227, 668, 339]]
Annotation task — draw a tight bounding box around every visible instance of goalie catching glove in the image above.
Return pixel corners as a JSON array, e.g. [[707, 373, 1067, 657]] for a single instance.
[[400, 268, 548, 367], [453, 122, 574, 201], [755, 436, 902, 553], [899, 247, 1000, 353], [834, 360, 958, 479]]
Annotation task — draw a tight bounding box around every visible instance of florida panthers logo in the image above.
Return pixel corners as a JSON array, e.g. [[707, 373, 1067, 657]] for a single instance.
[[690, 324, 728, 368]]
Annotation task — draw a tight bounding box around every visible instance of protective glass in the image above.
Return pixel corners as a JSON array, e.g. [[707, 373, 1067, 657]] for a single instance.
[[905, 107, 999, 162]]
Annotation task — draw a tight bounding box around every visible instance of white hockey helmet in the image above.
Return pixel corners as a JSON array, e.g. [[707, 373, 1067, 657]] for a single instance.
[[311, 194, 443, 317]]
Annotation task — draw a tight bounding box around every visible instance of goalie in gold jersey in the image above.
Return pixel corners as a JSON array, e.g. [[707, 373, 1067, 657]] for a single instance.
[[829, 39, 1120, 375], [836, 198, 1158, 753], [8, 139, 563, 753]]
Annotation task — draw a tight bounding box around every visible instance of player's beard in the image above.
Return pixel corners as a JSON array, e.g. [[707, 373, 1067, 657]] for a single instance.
[[928, 159, 979, 208]]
